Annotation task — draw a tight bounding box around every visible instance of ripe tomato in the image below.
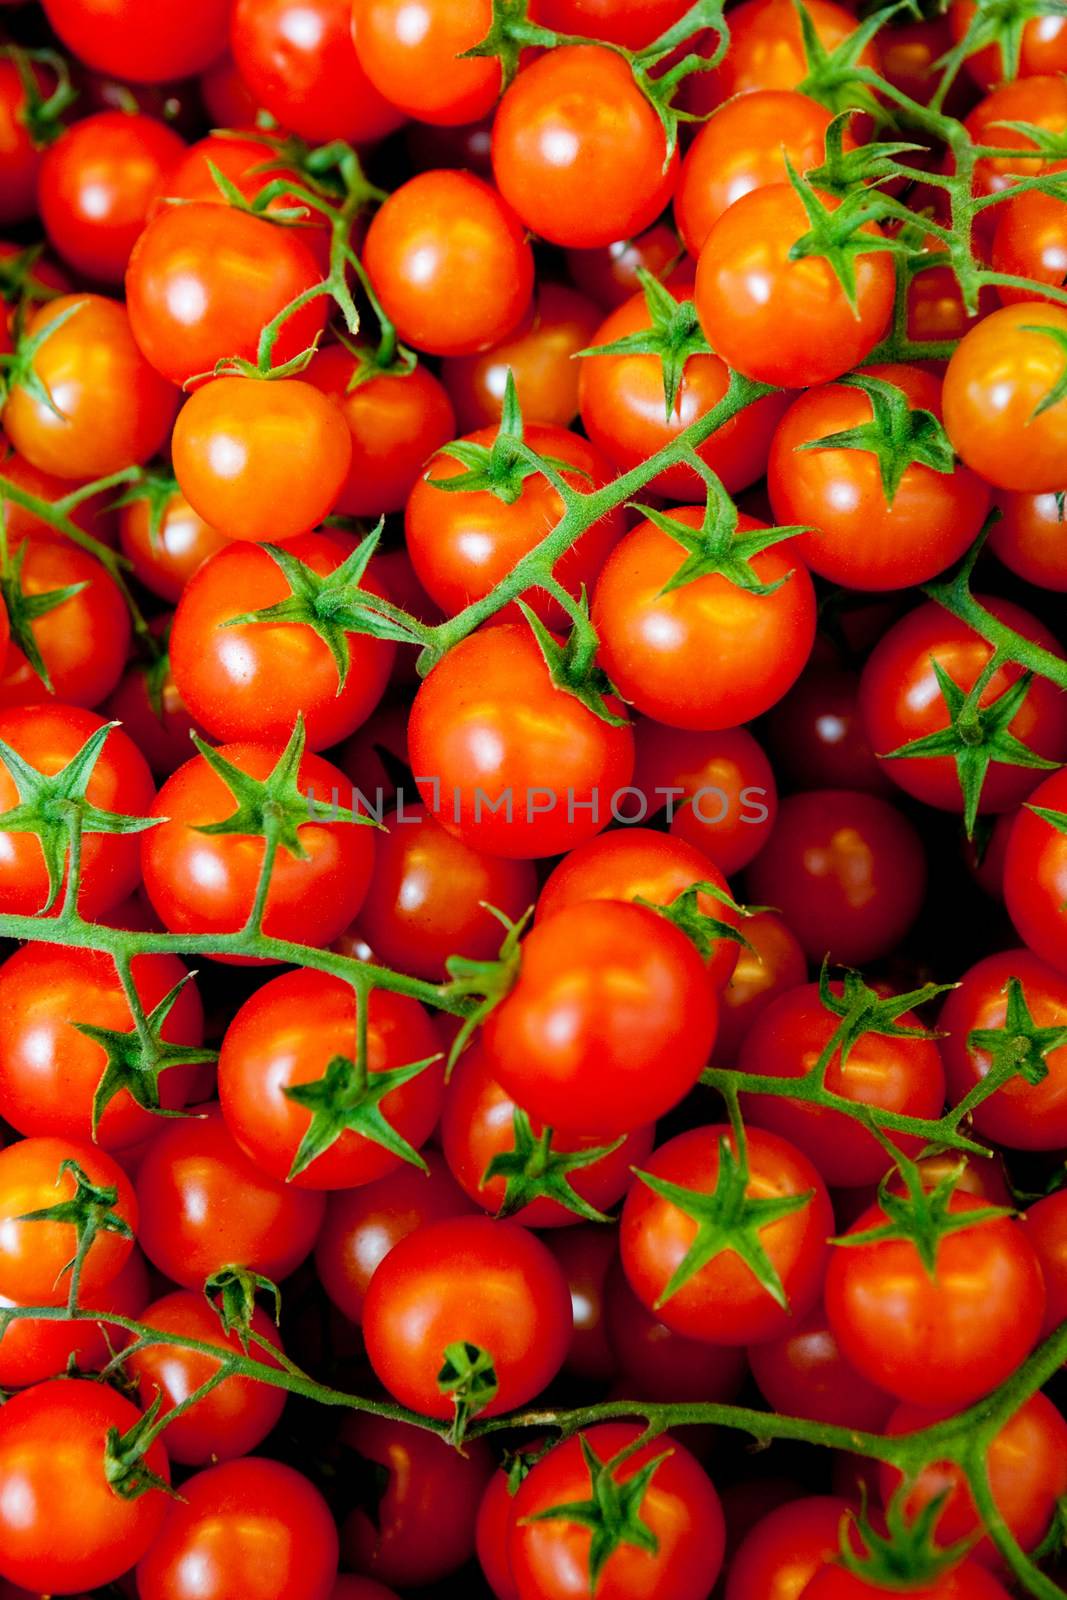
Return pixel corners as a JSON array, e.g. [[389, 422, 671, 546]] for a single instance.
[[550, 1225, 619, 1381], [491, 47, 677, 249], [765, 664, 890, 797], [0, 1247, 147, 1389], [0, 58, 52, 226], [802, 1561, 1014, 1600], [0, 1379, 170, 1594], [136, 1457, 338, 1600], [738, 980, 946, 1186], [315, 1150, 475, 1322], [0, 445, 116, 549], [2, 295, 177, 479], [0, 704, 156, 920], [950, 0, 1067, 87], [1004, 766, 1067, 971], [1022, 1187, 1067, 1333], [748, 1304, 895, 1431], [38, 110, 185, 284], [713, 911, 808, 1062], [746, 789, 927, 964], [103, 650, 202, 780], [119, 484, 228, 603], [592, 508, 816, 730], [723, 1496, 856, 1600], [566, 221, 682, 310], [170, 533, 394, 750], [305, 344, 457, 517], [578, 285, 790, 499], [352, 0, 522, 126], [43, 0, 232, 81], [443, 283, 601, 432], [704, 0, 875, 101], [0, 533, 130, 709], [964, 75, 1067, 202], [603, 1257, 749, 1401], [135, 1107, 325, 1287], [989, 488, 1067, 589], [218, 966, 443, 1188], [508, 1423, 725, 1600], [620, 1123, 833, 1343], [232, 0, 404, 145], [633, 721, 779, 875], [126, 1290, 285, 1464], [0, 943, 202, 1147], [825, 1191, 1046, 1407], [340, 1414, 493, 1588], [484, 899, 717, 1136], [362, 1215, 573, 1419], [363, 171, 534, 357], [141, 738, 375, 953], [676, 89, 836, 258], [992, 178, 1067, 305], [943, 304, 1067, 492], [540, 0, 691, 47], [695, 184, 895, 387], [408, 621, 635, 859], [0, 1134, 136, 1306]]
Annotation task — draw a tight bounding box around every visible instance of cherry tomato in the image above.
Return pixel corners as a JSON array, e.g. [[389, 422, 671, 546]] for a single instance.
[[352, 0, 526, 126], [1022, 1186, 1067, 1334], [118, 484, 227, 603], [0, 444, 116, 549], [765, 664, 890, 797], [943, 303, 1067, 491], [750, 1303, 895, 1432], [989, 488, 1067, 589], [43, 0, 232, 82], [103, 650, 202, 779], [0, 533, 131, 709], [704, 0, 875, 101], [723, 1495, 856, 1600], [965, 75, 1067, 203], [0, 57, 52, 226], [604, 1257, 749, 1401], [950, 0, 1067, 88], [540, 0, 691, 47], [992, 177, 1067, 305], [1004, 766, 1067, 971], [0, 1247, 147, 1389], [803, 1561, 1014, 1600], [0, 1134, 136, 1306], [633, 720, 779, 875], [713, 910, 809, 1062], [441, 284, 596, 432], [566, 221, 683, 310]]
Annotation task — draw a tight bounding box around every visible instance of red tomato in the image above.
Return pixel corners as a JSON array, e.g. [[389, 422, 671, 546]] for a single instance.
[[540, 0, 691, 47], [825, 1191, 1046, 1407], [408, 621, 635, 860], [119, 485, 228, 603], [0, 1379, 169, 1593], [406, 423, 625, 628], [746, 789, 927, 965], [140, 739, 375, 953], [0, 445, 116, 549], [38, 111, 185, 284], [765, 664, 890, 797], [43, 0, 232, 82], [443, 283, 602, 431], [992, 177, 1067, 305], [604, 1257, 749, 1401], [713, 911, 808, 1063], [314, 1149, 475, 1322], [103, 651, 203, 780], [0, 704, 156, 921], [943, 304, 1067, 492], [723, 1496, 856, 1600], [990, 488, 1067, 589], [362, 1215, 573, 1419], [136, 1457, 338, 1600], [950, 0, 1067, 87], [2, 295, 178, 479], [620, 1123, 833, 1343], [0, 1247, 147, 1389], [748, 1305, 895, 1431], [578, 285, 790, 500], [0, 58, 52, 226], [352, 0, 523, 125], [0, 1134, 136, 1307], [566, 221, 683, 310], [803, 1561, 1014, 1600], [592, 508, 816, 730], [135, 1107, 325, 1287], [1022, 1187, 1067, 1334], [964, 75, 1067, 202], [549, 1225, 618, 1380], [633, 720, 779, 875], [704, 0, 875, 101], [695, 184, 895, 387], [340, 1414, 493, 1588], [1004, 766, 1067, 971], [363, 172, 534, 357], [491, 47, 677, 249], [508, 1423, 725, 1600], [484, 899, 717, 1136], [0, 534, 130, 709], [232, 0, 405, 144]]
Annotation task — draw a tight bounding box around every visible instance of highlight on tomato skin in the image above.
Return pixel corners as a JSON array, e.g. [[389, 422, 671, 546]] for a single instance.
[[0, 3, 1066, 1597]]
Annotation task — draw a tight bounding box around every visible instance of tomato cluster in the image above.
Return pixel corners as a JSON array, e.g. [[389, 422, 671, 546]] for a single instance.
[[0, 1, 1066, 1598]]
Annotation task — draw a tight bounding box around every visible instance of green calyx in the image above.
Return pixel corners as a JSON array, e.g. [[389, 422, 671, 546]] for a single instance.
[[1022, 322, 1067, 418], [799, 373, 956, 505], [579, 269, 708, 422], [19, 1158, 134, 1310], [441, 905, 532, 1071], [806, 112, 928, 197], [438, 1340, 499, 1447], [794, 0, 899, 122], [485, 1109, 625, 1223], [636, 880, 759, 961], [520, 1433, 670, 1593], [459, 0, 562, 91], [204, 1264, 281, 1349], [967, 975, 1067, 1090], [936, 0, 1067, 99], [108, 465, 181, 552], [223, 528, 429, 689], [0, 535, 89, 693], [283, 1049, 441, 1181], [191, 715, 375, 860], [634, 1127, 815, 1310], [880, 654, 1060, 838], [104, 1391, 179, 1503], [0, 295, 85, 417], [432, 372, 586, 506], [74, 970, 218, 1138], [6, 46, 78, 148], [0, 720, 162, 915], [812, 962, 956, 1085], [0, 241, 63, 327], [518, 591, 628, 727], [785, 161, 910, 314], [838, 1486, 975, 1588]]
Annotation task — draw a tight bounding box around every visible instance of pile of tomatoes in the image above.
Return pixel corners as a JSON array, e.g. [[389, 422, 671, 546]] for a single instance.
[[1, 1, 1067, 1598]]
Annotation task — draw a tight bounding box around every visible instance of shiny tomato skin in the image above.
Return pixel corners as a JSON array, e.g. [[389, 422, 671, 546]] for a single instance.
[[992, 178, 1067, 304], [408, 621, 635, 860], [0, 1247, 147, 1389], [713, 911, 808, 1063], [508, 1423, 724, 1600], [119, 485, 227, 603], [621, 1124, 832, 1344], [943, 304, 1067, 492], [362, 1215, 573, 1419], [1022, 1187, 1067, 1334], [566, 222, 683, 311], [141, 739, 375, 955], [484, 899, 717, 1136], [0, 533, 130, 710], [42, 0, 232, 81], [443, 283, 601, 432], [406, 423, 625, 628], [170, 533, 394, 750], [38, 111, 186, 285], [765, 664, 890, 797], [2, 295, 178, 480], [491, 47, 677, 250], [135, 1107, 325, 1287], [745, 788, 927, 965], [592, 508, 816, 730], [125, 202, 327, 386], [695, 184, 895, 387], [0, 445, 116, 550], [0, 1379, 170, 1594], [540, 0, 690, 47], [802, 1562, 1014, 1600], [748, 1305, 895, 1431], [305, 344, 457, 517], [352, 0, 514, 125], [0, 704, 156, 921], [825, 1192, 1046, 1407], [1005, 766, 1067, 971], [218, 966, 443, 1189], [340, 1413, 493, 1588], [633, 720, 779, 875], [0, 943, 202, 1148], [965, 75, 1067, 202], [604, 1257, 749, 1402], [989, 489, 1067, 589], [136, 1457, 338, 1600], [704, 0, 874, 101], [578, 285, 789, 499], [738, 981, 946, 1186], [950, 0, 1067, 86], [314, 1149, 475, 1322], [363, 171, 534, 357], [477, 1456, 524, 1600], [0, 1135, 136, 1306], [723, 1495, 855, 1600]]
